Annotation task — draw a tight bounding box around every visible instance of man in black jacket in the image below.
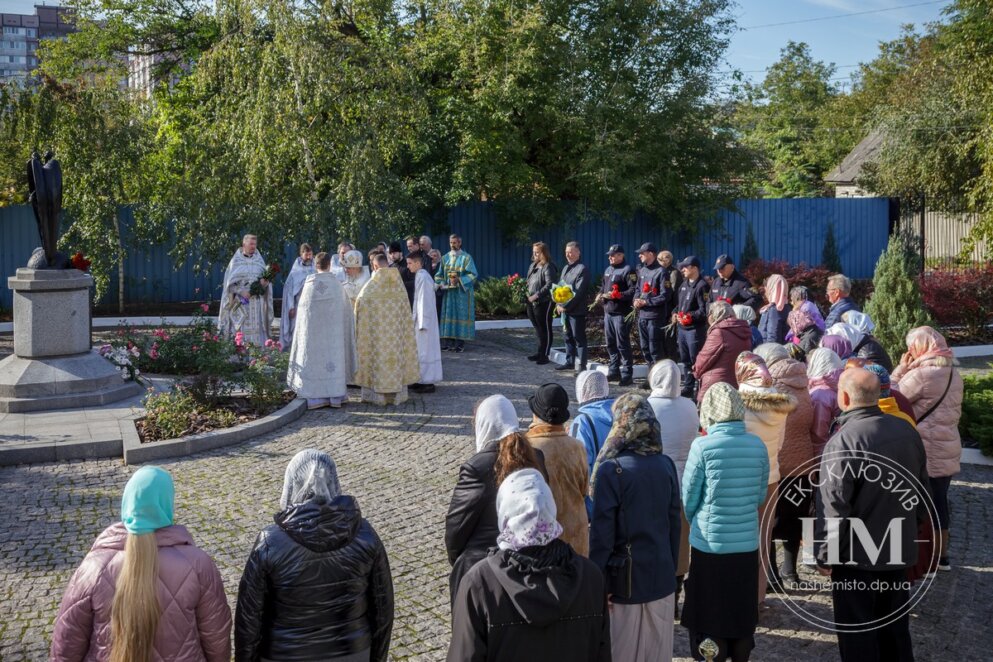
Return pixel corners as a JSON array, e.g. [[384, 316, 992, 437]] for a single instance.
[[674, 256, 709, 397], [556, 241, 591, 372], [813, 368, 929, 662], [598, 245, 638, 386], [634, 242, 673, 371], [712, 254, 758, 308], [388, 241, 415, 307]]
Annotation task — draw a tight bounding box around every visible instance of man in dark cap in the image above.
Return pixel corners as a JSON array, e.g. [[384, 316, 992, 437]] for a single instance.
[[674, 256, 710, 397], [634, 242, 674, 376], [525, 383, 591, 556], [596, 245, 637, 386], [389, 240, 415, 306], [712, 254, 758, 308]]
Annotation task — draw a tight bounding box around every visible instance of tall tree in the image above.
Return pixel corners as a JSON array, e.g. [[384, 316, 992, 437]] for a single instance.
[[734, 41, 841, 197]]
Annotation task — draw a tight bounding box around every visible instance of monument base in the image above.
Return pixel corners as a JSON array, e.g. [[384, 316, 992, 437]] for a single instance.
[[0, 351, 143, 413]]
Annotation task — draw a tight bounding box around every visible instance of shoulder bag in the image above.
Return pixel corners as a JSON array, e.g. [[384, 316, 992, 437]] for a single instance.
[[915, 367, 954, 424], [605, 459, 633, 599]]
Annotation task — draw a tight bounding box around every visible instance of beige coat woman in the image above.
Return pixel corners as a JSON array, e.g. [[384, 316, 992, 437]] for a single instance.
[[526, 424, 591, 556]]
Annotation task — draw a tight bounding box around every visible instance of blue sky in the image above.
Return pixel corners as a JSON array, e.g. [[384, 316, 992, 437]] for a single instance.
[[726, 0, 950, 89], [1, 0, 950, 90]]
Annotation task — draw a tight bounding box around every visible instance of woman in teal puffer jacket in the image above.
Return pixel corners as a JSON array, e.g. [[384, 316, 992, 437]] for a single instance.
[[680, 382, 769, 662]]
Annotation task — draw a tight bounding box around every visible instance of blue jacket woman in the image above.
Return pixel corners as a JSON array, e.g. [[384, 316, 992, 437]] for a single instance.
[[680, 383, 769, 662]]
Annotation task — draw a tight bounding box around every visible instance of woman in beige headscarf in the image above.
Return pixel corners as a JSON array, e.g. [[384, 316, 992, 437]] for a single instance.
[[735, 351, 796, 604]]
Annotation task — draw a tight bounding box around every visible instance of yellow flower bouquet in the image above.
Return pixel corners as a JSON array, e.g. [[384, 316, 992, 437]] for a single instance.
[[552, 282, 575, 305]]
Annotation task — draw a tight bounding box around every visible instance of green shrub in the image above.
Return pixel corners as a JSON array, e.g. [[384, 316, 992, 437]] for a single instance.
[[863, 232, 931, 361], [243, 340, 291, 414], [475, 276, 527, 316], [961, 370, 993, 456], [141, 389, 237, 440]]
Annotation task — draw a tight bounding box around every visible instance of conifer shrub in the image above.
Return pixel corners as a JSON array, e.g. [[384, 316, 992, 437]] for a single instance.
[[863, 232, 931, 360], [822, 222, 843, 273]]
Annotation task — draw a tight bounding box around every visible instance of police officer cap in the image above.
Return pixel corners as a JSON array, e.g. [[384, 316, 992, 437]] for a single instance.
[[714, 254, 733, 270], [636, 242, 658, 254], [606, 244, 625, 255], [677, 255, 701, 269]]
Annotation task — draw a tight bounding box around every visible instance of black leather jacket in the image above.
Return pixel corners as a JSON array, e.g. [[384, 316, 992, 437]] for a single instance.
[[527, 261, 559, 303], [235, 496, 394, 662], [444, 441, 548, 604]]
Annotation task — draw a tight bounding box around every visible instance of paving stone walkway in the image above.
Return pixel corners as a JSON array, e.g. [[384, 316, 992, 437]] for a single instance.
[[0, 328, 991, 660]]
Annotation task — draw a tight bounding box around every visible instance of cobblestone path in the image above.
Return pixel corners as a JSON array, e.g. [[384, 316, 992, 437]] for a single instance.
[[0, 329, 991, 660]]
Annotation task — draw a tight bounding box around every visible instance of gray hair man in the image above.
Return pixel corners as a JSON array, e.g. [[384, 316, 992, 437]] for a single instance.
[[824, 273, 859, 327], [813, 367, 928, 662]]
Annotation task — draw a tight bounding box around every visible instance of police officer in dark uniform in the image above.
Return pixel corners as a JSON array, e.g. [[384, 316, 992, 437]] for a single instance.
[[598, 244, 637, 386], [634, 243, 673, 369], [674, 255, 710, 398], [712, 254, 758, 308]]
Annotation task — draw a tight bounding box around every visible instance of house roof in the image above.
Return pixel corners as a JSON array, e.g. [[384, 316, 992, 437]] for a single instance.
[[824, 129, 884, 185]]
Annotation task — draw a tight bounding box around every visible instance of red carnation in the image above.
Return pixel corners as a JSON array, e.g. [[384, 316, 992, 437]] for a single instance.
[[642, 283, 651, 293]]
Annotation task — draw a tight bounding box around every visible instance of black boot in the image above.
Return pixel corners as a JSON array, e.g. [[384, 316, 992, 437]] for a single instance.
[[555, 357, 574, 371], [577, 347, 588, 372], [780, 540, 800, 585]]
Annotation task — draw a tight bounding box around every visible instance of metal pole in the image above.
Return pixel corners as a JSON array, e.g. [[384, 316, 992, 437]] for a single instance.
[[919, 193, 926, 273]]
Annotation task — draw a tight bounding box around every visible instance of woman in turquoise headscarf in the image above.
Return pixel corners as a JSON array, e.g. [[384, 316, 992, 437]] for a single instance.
[[52, 466, 231, 662]]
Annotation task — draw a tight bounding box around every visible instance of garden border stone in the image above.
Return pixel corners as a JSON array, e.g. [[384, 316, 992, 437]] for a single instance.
[[2, 316, 564, 334], [120, 396, 307, 465]]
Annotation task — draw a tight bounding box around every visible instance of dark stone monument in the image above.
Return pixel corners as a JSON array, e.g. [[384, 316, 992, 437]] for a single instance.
[[25, 150, 70, 270], [1, 151, 141, 413]]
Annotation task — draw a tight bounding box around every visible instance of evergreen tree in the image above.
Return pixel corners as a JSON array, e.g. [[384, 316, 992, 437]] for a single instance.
[[863, 232, 931, 360], [740, 222, 760, 268], [822, 222, 843, 273]]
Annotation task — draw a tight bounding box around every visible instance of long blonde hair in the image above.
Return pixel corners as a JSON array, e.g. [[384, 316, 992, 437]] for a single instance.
[[111, 533, 160, 662]]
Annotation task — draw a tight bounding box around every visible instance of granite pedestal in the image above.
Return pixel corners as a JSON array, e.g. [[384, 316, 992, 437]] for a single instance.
[[0, 268, 142, 413]]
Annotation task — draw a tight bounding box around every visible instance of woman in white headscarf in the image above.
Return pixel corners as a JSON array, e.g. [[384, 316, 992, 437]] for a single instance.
[[646, 359, 700, 480], [444, 395, 547, 605], [838, 311, 893, 371], [235, 449, 394, 662], [645, 360, 700, 616], [448, 469, 610, 662], [568, 370, 615, 479]]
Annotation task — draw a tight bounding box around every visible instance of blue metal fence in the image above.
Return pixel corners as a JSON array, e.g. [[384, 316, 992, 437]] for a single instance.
[[1, 198, 891, 310]]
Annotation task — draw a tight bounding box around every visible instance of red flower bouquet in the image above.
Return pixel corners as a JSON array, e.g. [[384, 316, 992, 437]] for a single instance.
[[249, 262, 281, 297], [70, 252, 91, 272]]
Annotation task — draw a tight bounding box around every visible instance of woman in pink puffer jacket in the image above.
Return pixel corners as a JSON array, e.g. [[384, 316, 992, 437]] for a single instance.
[[891, 326, 964, 572], [51, 466, 231, 662]]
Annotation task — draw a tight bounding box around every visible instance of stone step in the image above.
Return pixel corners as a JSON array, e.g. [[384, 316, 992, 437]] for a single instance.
[[0, 351, 130, 399], [0, 381, 143, 413]]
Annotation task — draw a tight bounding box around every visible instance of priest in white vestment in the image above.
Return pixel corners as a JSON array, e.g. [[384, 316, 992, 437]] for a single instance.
[[353, 253, 420, 405], [279, 243, 315, 351], [407, 251, 443, 393], [340, 249, 370, 306], [329, 241, 353, 283], [218, 234, 274, 346], [286, 252, 358, 409]]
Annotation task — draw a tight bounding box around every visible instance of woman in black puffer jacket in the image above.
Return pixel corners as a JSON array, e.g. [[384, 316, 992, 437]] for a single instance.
[[525, 241, 559, 364], [235, 450, 394, 662]]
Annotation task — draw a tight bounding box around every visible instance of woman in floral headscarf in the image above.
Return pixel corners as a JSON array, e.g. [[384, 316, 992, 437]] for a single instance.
[[681, 383, 769, 662], [448, 469, 609, 662], [589, 393, 681, 662], [892, 326, 964, 572], [735, 352, 796, 604], [788, 306, 823, 357], [757, 274, 791, 344]]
